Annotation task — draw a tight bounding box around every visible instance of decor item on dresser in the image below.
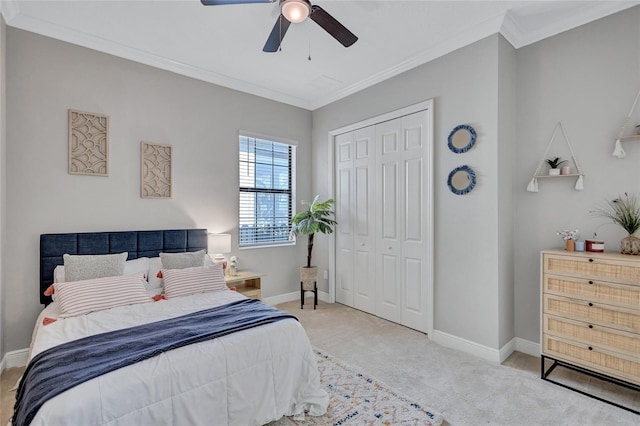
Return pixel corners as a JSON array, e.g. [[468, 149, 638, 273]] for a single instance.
[[290, 195, 337, 309], [557, 229, 578, 251], [447, 124, 476, 154], [68, 109, 109, 176], [592, 192, 640, 255], [447, 165, 476, 195], [546, 157, 566, 176], [141, 141, 172, 198], [612, 88, 640, 158], [540, 250, 640, 414], [526, 122, 585, 192]]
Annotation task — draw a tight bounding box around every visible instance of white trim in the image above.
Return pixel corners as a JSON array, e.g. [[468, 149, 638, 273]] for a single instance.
[[1, 348, 29, 371], [238, 130, 299, 147], [262, 290, 330, 307], [499, 337, 517, 363], [328, 99, 435, 336], [515, 337, 540, 358], [431, 330, 503, 363]]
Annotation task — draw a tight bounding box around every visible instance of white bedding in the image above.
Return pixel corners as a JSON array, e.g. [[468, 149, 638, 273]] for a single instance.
[[24, 290, 328, 425]]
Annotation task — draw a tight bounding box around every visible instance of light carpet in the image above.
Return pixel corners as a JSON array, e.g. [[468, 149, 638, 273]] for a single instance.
[[273, 348, 443, 425]]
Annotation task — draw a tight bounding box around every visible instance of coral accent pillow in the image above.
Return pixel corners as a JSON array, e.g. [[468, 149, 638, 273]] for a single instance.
[[55, 273, 151, 318], [162, 264, 227, 299]]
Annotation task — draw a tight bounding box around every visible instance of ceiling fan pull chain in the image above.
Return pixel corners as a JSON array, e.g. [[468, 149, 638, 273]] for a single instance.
[[308, 26, 312, 61]]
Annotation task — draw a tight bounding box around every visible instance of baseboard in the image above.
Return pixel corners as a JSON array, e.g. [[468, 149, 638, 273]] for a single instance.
[[1, 348, 29, 371], [262, 290, 330, 307], [431, 330, 502, 363], [515, 337, 540, 357], [499, 337, 517, 363]]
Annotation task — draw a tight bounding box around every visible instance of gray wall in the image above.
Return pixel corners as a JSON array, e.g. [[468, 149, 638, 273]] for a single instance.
[[0, 16, 6, 362], [3, 28, 312, 352], [514, 7, 640, 344], [497, 36, 517, 348], [312, 34, 513, 350]]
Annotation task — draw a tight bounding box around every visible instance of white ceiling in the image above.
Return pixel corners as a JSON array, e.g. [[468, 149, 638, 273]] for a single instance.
[[2, 0, 639, 110]]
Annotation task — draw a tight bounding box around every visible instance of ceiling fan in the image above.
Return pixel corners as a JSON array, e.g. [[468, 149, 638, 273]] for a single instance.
[[201, 0, 358, 53]]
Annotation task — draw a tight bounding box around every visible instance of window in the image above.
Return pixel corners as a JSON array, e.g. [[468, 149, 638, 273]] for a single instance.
[[239, 134, 295, 247]]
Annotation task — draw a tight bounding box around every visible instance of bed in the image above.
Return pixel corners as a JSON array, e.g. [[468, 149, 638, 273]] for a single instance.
[[14, 229, 328, 425]]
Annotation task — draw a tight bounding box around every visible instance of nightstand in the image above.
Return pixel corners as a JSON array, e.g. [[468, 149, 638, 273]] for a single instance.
[[225, 270, 261, 299]]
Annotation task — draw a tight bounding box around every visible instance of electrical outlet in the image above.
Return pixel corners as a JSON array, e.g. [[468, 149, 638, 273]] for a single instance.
[[323, 270, 328, 280]]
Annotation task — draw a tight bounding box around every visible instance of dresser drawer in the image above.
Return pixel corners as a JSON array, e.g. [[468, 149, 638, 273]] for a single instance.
[[544, 274, 640, 309], [543, 334, 640, 385], [544, 294, 640, 334], [544, 314, 640, 357], [544, 253, 640, 286]]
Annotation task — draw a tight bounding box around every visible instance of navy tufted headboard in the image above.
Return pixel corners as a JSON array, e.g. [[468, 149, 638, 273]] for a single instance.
[[40, 229, 208, 305]]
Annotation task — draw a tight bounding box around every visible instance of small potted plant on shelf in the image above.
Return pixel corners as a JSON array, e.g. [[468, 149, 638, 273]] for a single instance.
[[546, 157, 567, 176]]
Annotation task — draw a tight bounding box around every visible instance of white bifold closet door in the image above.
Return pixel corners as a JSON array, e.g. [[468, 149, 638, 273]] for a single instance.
[[334, 109, 430, 333], [335, 126, 376, 314]]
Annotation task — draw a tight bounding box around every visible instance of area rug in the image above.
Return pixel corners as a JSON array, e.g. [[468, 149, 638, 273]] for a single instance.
[[273, 349, 443, 425]]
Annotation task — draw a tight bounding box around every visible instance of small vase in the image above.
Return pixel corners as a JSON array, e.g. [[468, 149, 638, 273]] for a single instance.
[[566, 239, 575, 251], [228, 266, 238, 276], [549, 168, 561, 176], [620, 234, 640, 255]]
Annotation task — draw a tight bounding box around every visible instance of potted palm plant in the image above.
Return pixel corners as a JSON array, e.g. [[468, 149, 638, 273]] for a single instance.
[[290, 195, 337, 290], [546, 157, 567, 175], [592, 192, 640, 255]]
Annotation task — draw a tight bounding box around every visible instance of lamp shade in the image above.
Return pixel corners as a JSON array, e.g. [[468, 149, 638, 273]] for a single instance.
[[207, 233, 231, 258]]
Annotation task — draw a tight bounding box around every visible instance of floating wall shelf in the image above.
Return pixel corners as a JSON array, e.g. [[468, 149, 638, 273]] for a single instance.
[[612, 88, 640, 158], [527, 121, 585, 193]]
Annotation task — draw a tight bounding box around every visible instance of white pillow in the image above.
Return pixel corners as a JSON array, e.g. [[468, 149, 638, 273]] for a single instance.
[[54, 257, 150, 283], [162, 264, 227, 299], [53, 265, 65, 283], [159, 250, 206, 269], [123, 257, 150, 278], [55, 273, 151, 318], [148, 257, 164, 292], [63, 252, 128, 282]]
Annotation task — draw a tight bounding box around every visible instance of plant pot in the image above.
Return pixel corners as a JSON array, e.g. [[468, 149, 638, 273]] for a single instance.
[[549, 168, 561, 176], [620, 234, 640, 255], [300, 266, 318, 291], [565, 239, 575, 251]]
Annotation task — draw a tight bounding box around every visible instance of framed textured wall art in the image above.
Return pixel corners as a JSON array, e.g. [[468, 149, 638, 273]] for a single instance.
[[68, 109, 110, 176], [141, 141, 172, 199]]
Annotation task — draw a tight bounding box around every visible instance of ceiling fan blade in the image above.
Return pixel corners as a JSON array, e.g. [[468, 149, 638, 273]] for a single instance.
[[201, 0, 275, 5], [309, 5, 357, 48], [263, 15, 291, 52]]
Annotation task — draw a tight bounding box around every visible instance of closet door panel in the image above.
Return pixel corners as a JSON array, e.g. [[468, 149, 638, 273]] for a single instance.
[[352, 127, 376, 313], [335, 133, 354, 306], [400, 111, 430, 333]]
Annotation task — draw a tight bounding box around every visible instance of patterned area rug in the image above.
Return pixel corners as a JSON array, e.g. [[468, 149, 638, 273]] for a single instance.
[[274, 349, 443, 425]]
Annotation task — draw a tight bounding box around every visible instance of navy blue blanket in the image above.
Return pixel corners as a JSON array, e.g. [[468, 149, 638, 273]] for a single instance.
[[13, 298, 297, 426]]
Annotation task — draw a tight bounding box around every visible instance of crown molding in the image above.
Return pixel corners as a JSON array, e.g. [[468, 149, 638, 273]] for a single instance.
[[309, 13, 507, 110], [502, 1, 640, 49], [3, 1, 638, 111], [2, 6, 315, 110]]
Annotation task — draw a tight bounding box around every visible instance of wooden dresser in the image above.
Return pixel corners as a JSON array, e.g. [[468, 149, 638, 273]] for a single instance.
[[541, 249, 640, 411]]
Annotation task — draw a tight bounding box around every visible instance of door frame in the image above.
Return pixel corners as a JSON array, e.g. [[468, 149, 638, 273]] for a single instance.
[[327, 99, 434, 336]]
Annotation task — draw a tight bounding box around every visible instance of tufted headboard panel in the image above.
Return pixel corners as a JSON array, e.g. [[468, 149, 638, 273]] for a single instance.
[[40, 229, 207, 305]]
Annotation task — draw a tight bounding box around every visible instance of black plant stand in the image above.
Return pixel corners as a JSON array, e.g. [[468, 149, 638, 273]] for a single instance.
[[300, 281, 317, 310]]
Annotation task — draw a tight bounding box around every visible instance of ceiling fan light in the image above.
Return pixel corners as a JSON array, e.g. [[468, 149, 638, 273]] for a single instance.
[[281, 0, 310, 24]]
